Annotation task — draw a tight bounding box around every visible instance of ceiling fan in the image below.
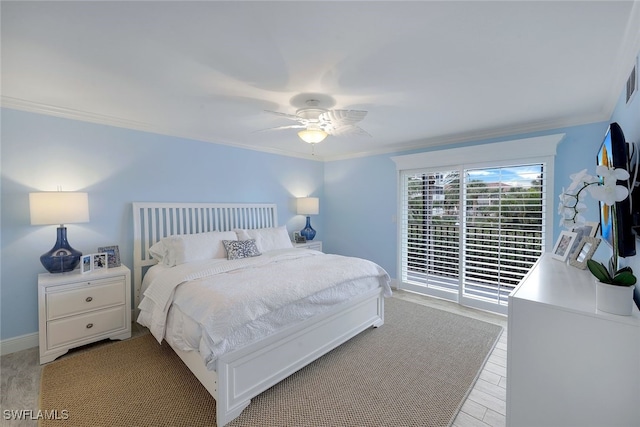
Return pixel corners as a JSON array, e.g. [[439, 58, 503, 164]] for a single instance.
[[261, 99, 370, 143]]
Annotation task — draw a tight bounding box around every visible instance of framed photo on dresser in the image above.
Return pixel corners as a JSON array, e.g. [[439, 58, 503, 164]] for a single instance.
[[569, 236, 600, 270], [568, 222, 598, 259], [552, 230, 577, 262]]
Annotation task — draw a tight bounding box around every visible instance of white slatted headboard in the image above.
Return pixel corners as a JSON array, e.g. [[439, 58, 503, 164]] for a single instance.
[[132, 202, 278, 307]]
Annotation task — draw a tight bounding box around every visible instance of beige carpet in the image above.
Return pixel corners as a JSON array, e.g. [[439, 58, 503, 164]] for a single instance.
[[39, 297, 502, 427]]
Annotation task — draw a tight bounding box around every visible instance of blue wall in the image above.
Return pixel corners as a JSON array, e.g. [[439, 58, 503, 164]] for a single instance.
[[0, 109, 324, 340]]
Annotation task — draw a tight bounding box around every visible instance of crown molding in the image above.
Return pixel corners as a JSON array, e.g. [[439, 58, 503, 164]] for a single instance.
[[1, 96, 322, 162], [322, 111, 608, 162], [0, 96, 616, 164]]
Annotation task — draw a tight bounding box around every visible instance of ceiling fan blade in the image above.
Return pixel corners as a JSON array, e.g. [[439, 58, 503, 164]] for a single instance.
[[320, 109, 368, 126], [325, 124, 371, 137], [264, 110, 303, 122], [253, 124, 306, 133]]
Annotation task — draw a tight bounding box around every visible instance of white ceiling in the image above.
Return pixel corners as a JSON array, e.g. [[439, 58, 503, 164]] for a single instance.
[[2, 1, 640, 161]]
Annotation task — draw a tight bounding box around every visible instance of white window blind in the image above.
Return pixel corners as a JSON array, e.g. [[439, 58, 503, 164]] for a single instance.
[[462, 164, 545, 305], [401, 170, 460, 292], [400, 163, 547, 309]]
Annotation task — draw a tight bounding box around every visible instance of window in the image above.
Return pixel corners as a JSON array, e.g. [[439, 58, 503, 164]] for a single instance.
[[393, 135, 561, 314]]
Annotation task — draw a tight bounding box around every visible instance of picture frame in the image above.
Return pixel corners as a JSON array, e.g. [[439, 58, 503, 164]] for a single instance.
[[81, 254, 93, 274], [98, 245, 121, 268], [552, 230, 577, 262], [568, 222, 599, 259], [92, 252, 108, 271], [294, 232, 306, 244], [569, 236, 601, 270]]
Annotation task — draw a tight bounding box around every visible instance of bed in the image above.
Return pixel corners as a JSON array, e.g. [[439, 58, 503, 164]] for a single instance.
[[132, 202, 391, 426]]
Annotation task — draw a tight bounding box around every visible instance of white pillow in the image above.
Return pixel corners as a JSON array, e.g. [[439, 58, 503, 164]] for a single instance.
[[150, 231, 238, 266], [149, 240, 168, 264], [235, 226, 293, 252], [234, 228, 251, 241]]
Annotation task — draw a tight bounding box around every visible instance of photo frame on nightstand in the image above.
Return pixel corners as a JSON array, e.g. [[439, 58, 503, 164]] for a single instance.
[[93, 253, 108, 271], [294, 232, 306, 244], [81, 254, 92, 274], [98, 245, 121, 268]]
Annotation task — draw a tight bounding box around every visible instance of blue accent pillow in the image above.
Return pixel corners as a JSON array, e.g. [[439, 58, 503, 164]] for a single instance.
[[222, 239, 262, 260]]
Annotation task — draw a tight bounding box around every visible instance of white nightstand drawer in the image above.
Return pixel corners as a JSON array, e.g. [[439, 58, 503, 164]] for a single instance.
[[304, 242, 322, 251], [293, 241, 322, 251], [47, 279, 125, 320], [47, 305, 126, 349], [38, 265, 132, 364]]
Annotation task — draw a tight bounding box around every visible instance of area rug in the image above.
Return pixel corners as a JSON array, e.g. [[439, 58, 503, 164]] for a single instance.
[[39, 297, 502, 427]]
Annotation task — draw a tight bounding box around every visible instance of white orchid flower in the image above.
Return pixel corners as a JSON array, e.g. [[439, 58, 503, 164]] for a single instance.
[[589, 166, 630, 206], [596, 165, 630, 184], [574, 201, 587, 212], [567, 169, 594, 192], [559, 165, 631, 229], [589, 180, 629, 206], [559, 212, 585, 229], [557, 197, 565, 215]]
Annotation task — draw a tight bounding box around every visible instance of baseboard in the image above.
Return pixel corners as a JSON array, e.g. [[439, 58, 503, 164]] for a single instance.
[[0, 332, 38, 356]]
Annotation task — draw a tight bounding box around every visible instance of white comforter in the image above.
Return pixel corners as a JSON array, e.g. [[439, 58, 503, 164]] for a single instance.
[[137, 249, 391, 368]]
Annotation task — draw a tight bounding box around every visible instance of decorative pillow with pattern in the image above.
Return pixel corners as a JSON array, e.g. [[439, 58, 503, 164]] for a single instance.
[[222, 239, 262, 260]]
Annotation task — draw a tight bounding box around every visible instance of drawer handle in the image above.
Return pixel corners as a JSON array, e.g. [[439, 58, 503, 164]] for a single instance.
[[86, 323, 93, 329], [85, 296, 93, 302]]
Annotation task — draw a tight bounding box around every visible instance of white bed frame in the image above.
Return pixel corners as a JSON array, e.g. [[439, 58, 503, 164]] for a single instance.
[[132, 202, 385, 426]]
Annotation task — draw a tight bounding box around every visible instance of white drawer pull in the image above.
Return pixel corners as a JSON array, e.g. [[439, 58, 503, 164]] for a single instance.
[[86, 323, 93, 329], [85, 296, 93, 302]]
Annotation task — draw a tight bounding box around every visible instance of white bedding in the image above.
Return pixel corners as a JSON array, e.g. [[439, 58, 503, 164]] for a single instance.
[[137, 248, 391, 369]]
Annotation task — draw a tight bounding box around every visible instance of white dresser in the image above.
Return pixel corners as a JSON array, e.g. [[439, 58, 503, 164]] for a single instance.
[[38, 265, 131, 364], [507, 253, 640, 426]]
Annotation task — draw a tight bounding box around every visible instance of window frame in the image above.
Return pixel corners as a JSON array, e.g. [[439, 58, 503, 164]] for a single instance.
[[392, 134, 563, 313]]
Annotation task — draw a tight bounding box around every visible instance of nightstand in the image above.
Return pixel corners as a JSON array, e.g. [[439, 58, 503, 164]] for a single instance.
[[38, 265, 131, 364], [293, 240, 322, 251]]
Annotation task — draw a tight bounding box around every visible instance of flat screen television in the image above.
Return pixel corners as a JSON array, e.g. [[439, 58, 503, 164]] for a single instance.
[[596, 122, 636, 258]]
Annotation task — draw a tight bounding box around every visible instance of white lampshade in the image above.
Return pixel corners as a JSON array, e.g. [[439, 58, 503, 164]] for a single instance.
[[29, 192, 90, 225], [297, 197, 319, 215], [297, 129, 328, 144]]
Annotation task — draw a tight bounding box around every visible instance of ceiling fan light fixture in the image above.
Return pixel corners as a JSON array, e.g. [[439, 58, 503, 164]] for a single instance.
[[297, 129, 328, 144]]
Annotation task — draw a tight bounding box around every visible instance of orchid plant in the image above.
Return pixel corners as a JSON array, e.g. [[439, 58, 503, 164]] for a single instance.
[[558, 165, 636, 286]]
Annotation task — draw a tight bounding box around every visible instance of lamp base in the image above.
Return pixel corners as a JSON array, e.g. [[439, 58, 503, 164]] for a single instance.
[[40, 227, 82, 273], [300, 216, 316, 241]]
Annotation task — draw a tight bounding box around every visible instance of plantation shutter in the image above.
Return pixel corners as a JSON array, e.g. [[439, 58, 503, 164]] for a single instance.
[[399, 163, 546, 310], [400, 170, 461, 292], [462, 164, 545, 306]]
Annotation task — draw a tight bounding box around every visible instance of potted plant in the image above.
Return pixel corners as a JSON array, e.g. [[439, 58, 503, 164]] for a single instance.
[[587, 259, 636, 286], [559, 165, 636, 315]]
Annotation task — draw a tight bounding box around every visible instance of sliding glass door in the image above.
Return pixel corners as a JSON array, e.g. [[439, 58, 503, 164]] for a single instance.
[[400, 163, 546, 314]]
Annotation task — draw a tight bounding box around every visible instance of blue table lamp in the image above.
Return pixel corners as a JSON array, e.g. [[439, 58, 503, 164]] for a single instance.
[[29, 192, 90, 273], [297, 197, 319, 241]]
